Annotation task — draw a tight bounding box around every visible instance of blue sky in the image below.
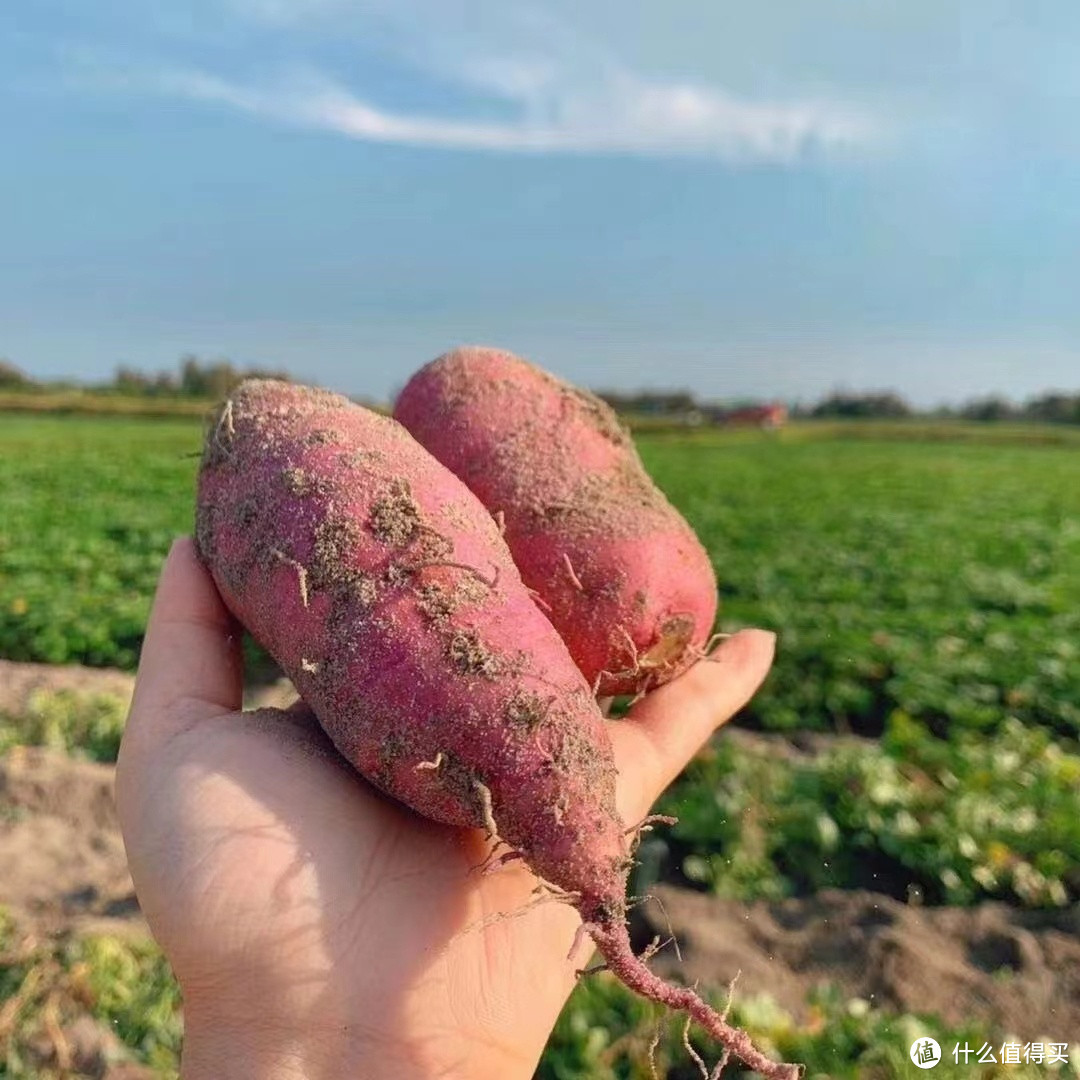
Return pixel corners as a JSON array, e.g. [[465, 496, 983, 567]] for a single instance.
[[2, 0, 1078, 405]]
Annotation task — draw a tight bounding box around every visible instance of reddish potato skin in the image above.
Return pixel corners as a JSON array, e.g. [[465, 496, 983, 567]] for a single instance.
[[195, 380, 626, 911], [394, 347, 718, 695]]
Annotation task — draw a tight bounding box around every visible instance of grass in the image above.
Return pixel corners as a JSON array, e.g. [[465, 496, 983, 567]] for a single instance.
[[0, 391, 214, 419]]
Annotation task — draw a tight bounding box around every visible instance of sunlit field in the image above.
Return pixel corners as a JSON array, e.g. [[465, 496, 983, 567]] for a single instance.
[[1, 412, 1078, 1077]]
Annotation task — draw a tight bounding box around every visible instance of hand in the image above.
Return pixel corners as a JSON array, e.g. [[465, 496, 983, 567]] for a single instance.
[[116, 538, 775, 1080]]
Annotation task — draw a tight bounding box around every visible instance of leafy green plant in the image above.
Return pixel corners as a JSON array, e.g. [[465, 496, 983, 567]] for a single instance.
[[644, 435, 1080, 742], [0, 914, 182, 1079], [0, 415, 199, 670], [69, 934, 183, 1072], [0, 689, 128, 762], [660, 715, 1080, 907]]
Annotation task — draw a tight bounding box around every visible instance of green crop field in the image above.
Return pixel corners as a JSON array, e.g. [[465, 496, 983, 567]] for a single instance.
[[0, 415, 201, 668], [1, 411, 1079, 1077], [2, 412, 1078, 908]]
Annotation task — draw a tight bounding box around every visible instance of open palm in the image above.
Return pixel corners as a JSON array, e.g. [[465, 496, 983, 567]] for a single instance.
[[116, 538, 775, 1080]]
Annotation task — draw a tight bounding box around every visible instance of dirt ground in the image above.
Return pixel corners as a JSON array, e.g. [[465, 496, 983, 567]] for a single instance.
[[2, 660, 1078, 1066], [0, 658, 297, 720], [637, 886, 1080, 1041]]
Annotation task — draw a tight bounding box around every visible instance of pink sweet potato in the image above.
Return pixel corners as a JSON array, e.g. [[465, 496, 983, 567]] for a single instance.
[[394, 346, 718, 696], [194, 379, 795, 1080]]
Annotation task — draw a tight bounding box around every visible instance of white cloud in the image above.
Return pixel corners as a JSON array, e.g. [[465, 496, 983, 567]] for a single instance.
[[137, 63, 875, 162], [82, 1, 882, 162]]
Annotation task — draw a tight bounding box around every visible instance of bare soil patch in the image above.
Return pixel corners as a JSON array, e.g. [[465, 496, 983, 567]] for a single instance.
[[636, 883, 1080, 1042]]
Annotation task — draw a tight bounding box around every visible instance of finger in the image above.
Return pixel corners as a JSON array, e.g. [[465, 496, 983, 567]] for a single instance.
[[610, 629, 776, 823], [127, 536, 243, 740]]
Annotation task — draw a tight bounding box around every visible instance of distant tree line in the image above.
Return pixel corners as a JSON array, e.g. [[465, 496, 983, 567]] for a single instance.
[[801, 389, 1080, 424], [0, 359, 32, 388], [593, 390, 699, 416], [800, 390, 912, 419], [0, 356, 292, 399], [595, 386, 1080, 425], [3, 355, 1080, 423], [952, 392, 1080, 424]]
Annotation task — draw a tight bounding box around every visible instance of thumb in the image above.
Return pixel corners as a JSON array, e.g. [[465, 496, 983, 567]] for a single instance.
[[609, 629, 777, 824]]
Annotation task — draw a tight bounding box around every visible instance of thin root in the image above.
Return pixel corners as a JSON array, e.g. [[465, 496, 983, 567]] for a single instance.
[[591, 628, 658, 695], [213, 398, 235, 447], [567, 920, 598, 963], [588, 923, 797, 1080], [639, 934, 669, 963], [454, 890, 571, 940], [470, 842, 505, 875], [482, 849, 525, 875], [473, 847, 526, 876], [575, 962, 609, 978], [411, 559, 501, 591], [474, 779, 499, 841], [720, 970, 740, 1021], [683, 1013, 710, 1080], [625, 814, 679, 837], [271, 548, 310, 608], [526, 586, 553, 613], [647, 1016, 662, 1080], [618, 625, 669, 675], [532, 877, 581, 904], [562, 552, 585, 592], [690, 632, 734, 664], [617, 626, 641, 668], [415, 751, 445, 771], [592, 667, 622, 696], [627, 814, 678, 856], [633, 894, 682, 962]]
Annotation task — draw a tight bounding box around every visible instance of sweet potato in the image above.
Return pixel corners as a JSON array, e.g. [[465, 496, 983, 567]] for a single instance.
[[393, 346, 718, 696], [194, 379, 796, 1080]]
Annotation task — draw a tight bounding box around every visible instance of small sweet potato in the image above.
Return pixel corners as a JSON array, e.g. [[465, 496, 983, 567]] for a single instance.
[[194, 379, 795, 1080], [394, 346, 718, 696]]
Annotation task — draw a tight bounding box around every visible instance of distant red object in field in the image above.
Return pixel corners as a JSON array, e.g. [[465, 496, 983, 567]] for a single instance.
[[719, 403, 788, 429]]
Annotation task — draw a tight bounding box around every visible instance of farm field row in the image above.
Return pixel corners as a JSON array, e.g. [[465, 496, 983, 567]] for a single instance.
[[1, 413, 1078, 910]]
